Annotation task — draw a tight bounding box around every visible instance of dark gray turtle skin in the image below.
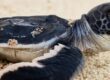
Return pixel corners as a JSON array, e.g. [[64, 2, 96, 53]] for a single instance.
[[0, 3, 110, 80]]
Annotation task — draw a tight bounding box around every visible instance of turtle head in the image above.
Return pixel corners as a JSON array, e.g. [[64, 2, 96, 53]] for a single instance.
[[71, 3, 110, 52], [86, 3, 110, 34]]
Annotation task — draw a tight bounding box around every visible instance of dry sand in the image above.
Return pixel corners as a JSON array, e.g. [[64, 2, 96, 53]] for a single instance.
[[0, 0, 110, 80], [74, 51, 110, 80]]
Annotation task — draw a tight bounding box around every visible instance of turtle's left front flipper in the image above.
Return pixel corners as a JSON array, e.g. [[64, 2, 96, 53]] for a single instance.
[[0, 44, 83, 80]]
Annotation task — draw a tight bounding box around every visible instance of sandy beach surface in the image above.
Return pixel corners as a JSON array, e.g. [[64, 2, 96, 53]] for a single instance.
[[0, 0, 110, 80]]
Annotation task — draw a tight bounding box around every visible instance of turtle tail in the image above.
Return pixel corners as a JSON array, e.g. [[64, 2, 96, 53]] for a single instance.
[[70, 15, 103, 52]]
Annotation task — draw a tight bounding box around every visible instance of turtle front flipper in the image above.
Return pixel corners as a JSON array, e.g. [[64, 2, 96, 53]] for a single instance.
[[0, 44, 83, 80]]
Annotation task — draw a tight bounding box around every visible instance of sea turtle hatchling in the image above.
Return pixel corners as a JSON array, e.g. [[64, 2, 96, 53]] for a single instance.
[[0, 3, 110, 80]]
